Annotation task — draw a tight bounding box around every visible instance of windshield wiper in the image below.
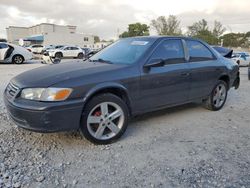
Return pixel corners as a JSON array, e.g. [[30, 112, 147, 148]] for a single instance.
[[89, 58, 113, 64]]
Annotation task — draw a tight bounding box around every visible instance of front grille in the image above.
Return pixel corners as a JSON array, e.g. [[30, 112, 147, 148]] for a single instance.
[[5, 83, 20, 99]]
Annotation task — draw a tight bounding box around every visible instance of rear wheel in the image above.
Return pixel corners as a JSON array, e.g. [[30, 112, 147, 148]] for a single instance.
[[203, 80, 228, 111], [12, 55, 24, 64], [77, 53, 84, 59], [80, 93, 129, 144]]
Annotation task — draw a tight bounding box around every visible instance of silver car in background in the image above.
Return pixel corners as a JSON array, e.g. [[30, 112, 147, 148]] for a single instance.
[[0, 42, 33, 64]]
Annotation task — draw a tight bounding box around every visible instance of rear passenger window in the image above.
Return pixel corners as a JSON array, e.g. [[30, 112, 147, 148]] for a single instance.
[[150, 39, 185, 64], [186, 40, 215, 62]]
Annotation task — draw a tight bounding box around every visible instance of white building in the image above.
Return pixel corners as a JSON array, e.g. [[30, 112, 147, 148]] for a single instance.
[[6, 23, 95, 47]]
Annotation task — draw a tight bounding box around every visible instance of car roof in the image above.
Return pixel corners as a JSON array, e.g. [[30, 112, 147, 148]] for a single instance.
[[126, 36, 201, 41]]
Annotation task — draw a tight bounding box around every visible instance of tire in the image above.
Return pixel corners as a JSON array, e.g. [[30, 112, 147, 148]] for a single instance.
[[77, 53, 84, 59], [55, 52, 62, 59], [12, 55, 24, 64], [52, 58, 61, 64], [203, 80, 228, 111], [80, 93, 129, 144]]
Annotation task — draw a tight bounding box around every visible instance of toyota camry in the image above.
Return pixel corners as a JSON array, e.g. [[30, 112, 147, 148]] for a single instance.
[[4, 36, 240, 144]]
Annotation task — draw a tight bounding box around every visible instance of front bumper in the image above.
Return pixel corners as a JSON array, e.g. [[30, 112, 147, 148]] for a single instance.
[[4, 95, 84, 133]]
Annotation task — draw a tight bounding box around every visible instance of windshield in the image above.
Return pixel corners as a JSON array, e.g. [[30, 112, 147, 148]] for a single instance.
[[89, 38, 155, 64]]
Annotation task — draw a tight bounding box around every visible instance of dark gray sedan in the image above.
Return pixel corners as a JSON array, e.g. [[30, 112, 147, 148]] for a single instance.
[[4, 36, 240, 144]]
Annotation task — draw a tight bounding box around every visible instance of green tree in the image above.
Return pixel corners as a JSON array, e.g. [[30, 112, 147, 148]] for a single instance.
[[187, 19, 209, 36], [213, 20, 226, 38], [151, 15, 182, 35], [119, 23, 150, 38], [187, 19, 224, 45], [221, 33, 247, 47]]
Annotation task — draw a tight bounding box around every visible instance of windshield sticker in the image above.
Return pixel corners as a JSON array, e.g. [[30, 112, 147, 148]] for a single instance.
[[131, 41, 149, 46]]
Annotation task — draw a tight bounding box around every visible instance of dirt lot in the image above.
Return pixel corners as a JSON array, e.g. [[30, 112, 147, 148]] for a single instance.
[[0, 61, 250, 188]]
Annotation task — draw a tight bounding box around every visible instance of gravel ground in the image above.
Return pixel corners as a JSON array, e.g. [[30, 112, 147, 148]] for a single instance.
[[0, 61, 250, 188]]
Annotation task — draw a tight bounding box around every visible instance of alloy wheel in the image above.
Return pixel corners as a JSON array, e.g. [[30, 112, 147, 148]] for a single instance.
[[87, 102, 125, 140], [213, 83, 227, 108], [14, 56, 23, 64]]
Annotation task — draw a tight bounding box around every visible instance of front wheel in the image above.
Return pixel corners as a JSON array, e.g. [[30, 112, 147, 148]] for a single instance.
[[80, 93, 129, 144], [203, 80, 228, 111], [55, 52, 62, 59]]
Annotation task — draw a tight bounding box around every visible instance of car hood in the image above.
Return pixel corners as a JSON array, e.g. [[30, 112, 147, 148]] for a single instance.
[[11, 61, 127, 88]]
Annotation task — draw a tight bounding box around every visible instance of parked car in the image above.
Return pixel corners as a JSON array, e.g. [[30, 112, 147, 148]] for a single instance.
[[0, 42, 33, 64], [41, 45, 65, 55], [27, 44, 44, 54], [81, 47, 91, 55], [232, 52, 250, 66], [47, 46, 84, 59], [4, 36, 240, 144], [82, 48, 99, 59]]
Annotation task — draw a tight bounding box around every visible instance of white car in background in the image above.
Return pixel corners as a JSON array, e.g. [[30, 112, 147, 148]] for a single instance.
[[27, 44, 44, 54], [0, 42, 33, 64], [232, 52, 250, 66], [46, 46, 84, 59]]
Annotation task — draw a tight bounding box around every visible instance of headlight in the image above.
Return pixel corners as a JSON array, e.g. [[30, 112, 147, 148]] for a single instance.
[[21, 88, 72, 101]]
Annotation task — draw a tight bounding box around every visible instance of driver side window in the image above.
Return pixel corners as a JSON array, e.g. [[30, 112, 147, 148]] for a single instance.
[[150, 39, 185, 65]]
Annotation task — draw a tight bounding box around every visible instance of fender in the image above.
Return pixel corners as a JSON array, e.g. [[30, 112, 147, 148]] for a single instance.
[[83, 82, 131, 104]]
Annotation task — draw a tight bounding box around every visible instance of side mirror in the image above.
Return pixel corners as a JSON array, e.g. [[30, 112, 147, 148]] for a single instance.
[[144, 59, 165, 68]]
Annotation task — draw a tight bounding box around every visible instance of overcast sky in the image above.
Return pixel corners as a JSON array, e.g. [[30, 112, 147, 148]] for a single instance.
[[0, 0, 250, 40]]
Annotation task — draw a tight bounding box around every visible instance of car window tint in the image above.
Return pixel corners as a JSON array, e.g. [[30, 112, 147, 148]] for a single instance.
[[150, 39, 185, 64], [71, 47, 78, 50], [90, 38, 155, 64], [186, 40, 215, 62], [0, 43, 8, 49]]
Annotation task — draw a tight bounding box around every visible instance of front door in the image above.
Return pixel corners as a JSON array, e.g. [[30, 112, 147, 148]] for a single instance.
[[139, 39, 190, 110]]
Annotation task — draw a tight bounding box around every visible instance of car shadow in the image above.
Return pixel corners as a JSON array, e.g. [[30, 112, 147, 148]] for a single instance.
[[120, 102, 206, 141], [4, 103, 204, 148]]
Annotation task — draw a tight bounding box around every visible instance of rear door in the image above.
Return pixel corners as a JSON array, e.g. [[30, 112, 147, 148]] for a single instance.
[[71, 47, 80, 57], [185, 39, 221, 100], [0, 43, 9, 61]]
